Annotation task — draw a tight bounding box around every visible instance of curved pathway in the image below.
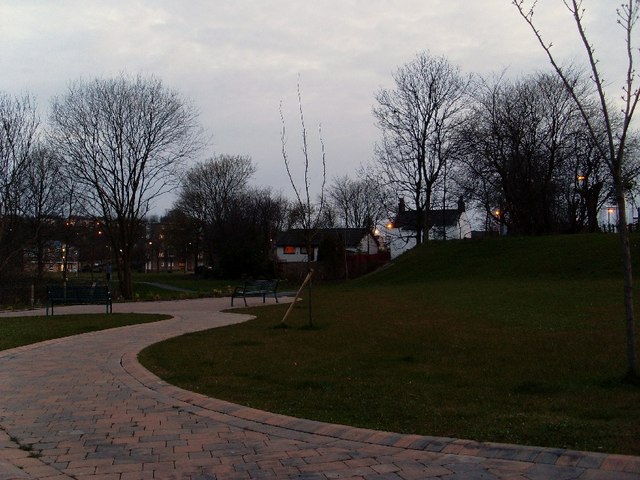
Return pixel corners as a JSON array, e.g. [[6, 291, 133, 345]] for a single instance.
[[0, 298, 639, 480]]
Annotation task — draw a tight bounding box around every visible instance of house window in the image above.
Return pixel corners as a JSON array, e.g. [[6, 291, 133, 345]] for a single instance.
[[283, 245, 296, 254]]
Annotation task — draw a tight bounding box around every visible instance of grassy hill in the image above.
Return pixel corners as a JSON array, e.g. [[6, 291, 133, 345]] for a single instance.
[[369, 233, 630, 283], [139, 233, 640, 455]]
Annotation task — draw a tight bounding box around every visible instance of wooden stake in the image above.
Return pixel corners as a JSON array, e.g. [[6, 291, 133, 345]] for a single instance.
[[281, 269, 314, 325]]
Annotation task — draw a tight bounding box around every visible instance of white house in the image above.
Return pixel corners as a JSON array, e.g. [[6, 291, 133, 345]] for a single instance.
[[275, 228, 380, 263], [387, 198, 472, 259]]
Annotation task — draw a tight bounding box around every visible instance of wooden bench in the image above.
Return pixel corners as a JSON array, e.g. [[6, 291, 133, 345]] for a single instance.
[[46, 284, 113, 316], [231, 279, 279, 307]]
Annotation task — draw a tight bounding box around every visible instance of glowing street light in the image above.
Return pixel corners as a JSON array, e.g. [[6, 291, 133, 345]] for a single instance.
[[493, 208, 502, 235], [607, 206, 617, 231]]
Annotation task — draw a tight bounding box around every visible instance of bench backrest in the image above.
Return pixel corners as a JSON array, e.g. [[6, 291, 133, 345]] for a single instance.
[[46, 284, 111, 302], [244, 279, 278, 291]]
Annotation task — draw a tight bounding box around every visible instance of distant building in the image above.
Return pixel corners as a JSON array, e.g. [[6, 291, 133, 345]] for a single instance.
[[387, 198, 472, 258], [275, 228, 388, 280], [275, 228, 380, 263], [23, 241, 80, 273]]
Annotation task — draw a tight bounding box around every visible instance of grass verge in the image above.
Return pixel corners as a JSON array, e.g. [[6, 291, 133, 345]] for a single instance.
[[132, 272, 236, 299], [139, 234, 640, 455], [0, 313, 171, 351]]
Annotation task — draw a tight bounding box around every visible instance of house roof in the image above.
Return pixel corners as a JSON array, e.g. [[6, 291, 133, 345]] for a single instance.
[[276, 228, 375, 248]]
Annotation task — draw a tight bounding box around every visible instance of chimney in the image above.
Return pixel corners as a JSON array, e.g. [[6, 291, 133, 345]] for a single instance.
[[457, 197, 466, 212], [398, 197, 406, 213]]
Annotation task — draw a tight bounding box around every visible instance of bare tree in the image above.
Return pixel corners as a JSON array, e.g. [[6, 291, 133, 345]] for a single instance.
[[178, 154, 255, 229], [175, 154, 256, 274], [49, 74, 203, 299], [58, 163, 85, 281], [0, 93, 39, 210], [281, 84, 327, 236], [21, 145, 64, 280], [513, 0, 640, 379], [0, 92, 39, 275], [457, 71, 611, 234], [373, 52, 470, 245], [224, 187, 288, 278], [326, 174, 386, 230], [280, 80, 327, 327], [562, 115, 612, 233]]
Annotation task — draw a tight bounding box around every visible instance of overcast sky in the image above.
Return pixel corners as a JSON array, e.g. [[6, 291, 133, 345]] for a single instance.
[[0, 1, 627, 214]]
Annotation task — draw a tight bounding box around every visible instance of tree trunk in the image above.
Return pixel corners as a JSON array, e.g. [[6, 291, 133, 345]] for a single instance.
[[616, 193, 638, 379], [586, 182, 603, 233], [306, 237, 313, 328], [415, 226, 423, 245], [36, 240, 44, 281], [116, 251, 133, 300]]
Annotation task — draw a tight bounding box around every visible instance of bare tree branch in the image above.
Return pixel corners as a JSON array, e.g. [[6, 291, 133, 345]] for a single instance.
[[513, 0, 640, 378], [50, 74, 203, 298]]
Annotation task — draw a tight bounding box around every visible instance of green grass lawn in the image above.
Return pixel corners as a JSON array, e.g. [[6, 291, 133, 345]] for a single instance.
[[123, 273, 232, 301], [0, 313, 171, 351], [140, 233, 639, 455], [132, 272, 236, 297], [130, 272, 293, 301], [46, 272, 238, 302]]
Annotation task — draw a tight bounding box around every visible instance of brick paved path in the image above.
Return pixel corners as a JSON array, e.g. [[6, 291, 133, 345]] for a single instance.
[[0, 298, 639, 479]]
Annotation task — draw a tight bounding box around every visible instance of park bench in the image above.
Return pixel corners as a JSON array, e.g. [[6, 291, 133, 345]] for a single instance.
[[231, 279, 279, 307], [46, 284, 112, 316]]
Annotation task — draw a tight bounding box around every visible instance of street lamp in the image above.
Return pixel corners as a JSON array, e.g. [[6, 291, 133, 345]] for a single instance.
[[493, 208, 502, 235], [147, 241, 153, 273], [607, 206, 617, 232]]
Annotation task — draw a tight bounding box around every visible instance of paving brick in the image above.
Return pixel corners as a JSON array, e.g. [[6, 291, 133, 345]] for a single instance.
[[0, 298, 638, 480]]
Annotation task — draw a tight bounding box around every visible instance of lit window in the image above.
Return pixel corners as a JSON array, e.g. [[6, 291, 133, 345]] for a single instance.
[[283, 245, 296, 254]]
